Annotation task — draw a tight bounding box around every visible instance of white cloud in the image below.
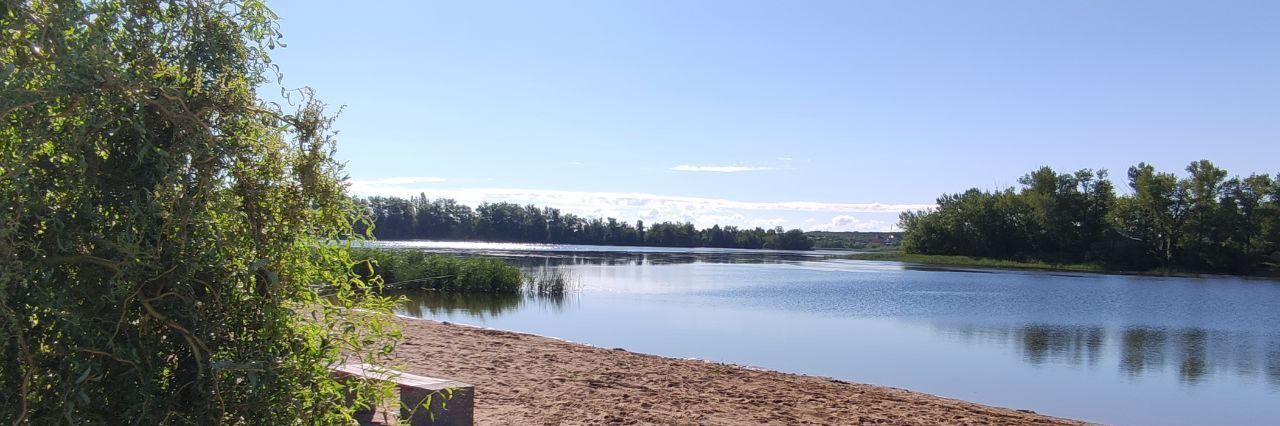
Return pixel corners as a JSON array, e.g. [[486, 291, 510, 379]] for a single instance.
[[349, 184, 930, 214], [347, 179, 930, 232], [356, 176, 448, 185], [807, 215, 893, 232], [777, 157, 794, 161], [670, 165, 773, 173], [348, 176, 448, 194], [748, 217, 789, 228]]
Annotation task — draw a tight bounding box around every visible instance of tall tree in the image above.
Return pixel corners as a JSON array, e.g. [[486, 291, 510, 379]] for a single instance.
[[1017, 167, 1114, 262], [1179, 160, 1231, 268], [1112, 163, 1189, 267]]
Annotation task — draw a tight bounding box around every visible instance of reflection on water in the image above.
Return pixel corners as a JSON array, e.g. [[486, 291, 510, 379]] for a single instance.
[[368, 240, 841, 267], [1123, 328, 1280, 387], [460, 250, 828, 268], [381, 241, 1280, 425], [393, 287, 572, 319], [1271, 343, 1280, 388], [1122, 327, 1168, 378], [936, 323, 1280, 387], [1019, 325, 1106, 367], [396, 291, 521, 319]]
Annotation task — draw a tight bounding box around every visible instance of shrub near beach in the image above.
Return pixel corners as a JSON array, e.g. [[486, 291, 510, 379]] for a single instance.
[[1, 1, 399, 423]]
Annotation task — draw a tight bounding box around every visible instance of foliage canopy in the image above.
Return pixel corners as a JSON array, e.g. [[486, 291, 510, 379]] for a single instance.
[[899, 161, 1280, 274], [2, 0, 398, 423]]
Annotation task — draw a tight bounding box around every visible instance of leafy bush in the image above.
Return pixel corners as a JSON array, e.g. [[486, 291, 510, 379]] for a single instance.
[[1, 1, 398, 423]]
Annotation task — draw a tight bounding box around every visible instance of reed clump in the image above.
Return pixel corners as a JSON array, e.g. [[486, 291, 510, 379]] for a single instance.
[[524, 267, 577, 296], [353, 248, 524, 293]]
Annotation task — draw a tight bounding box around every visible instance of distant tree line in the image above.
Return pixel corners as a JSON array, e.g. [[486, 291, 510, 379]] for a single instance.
[[899, 160, 1280, 273], [359, 196, 816, 250], [808, 231, 903, 249]]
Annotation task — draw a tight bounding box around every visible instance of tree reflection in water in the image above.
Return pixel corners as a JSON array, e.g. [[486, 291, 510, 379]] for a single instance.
[[1018, 325, 1106, 367], [1269, 342, 1280, 389], [1121, 327, 1168, 376], [938, 323, 1280, 387], [391, 248, 832, 268]]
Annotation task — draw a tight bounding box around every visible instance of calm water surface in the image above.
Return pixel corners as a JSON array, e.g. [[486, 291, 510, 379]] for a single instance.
[[375, 241, 1280, 425]]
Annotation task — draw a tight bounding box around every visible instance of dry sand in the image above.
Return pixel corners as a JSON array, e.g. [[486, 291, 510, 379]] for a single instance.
[[388, 316, 1089, 425]]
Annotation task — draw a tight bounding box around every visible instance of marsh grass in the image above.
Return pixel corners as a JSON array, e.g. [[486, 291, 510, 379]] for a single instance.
[[351, 248, 588, 296], [352, 248, 524, 293], [523, 267, 578, 296]]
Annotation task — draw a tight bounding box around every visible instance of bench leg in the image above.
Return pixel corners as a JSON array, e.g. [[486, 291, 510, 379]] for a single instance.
[[400, 385, 474, 426], [343, 387, 378, 425]]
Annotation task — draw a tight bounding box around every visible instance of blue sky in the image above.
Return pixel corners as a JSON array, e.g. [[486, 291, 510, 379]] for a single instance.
[[267, 0, 1279, 231]]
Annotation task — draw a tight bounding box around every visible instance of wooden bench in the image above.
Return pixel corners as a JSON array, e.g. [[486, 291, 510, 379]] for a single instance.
[[334, 363, 474, 426]]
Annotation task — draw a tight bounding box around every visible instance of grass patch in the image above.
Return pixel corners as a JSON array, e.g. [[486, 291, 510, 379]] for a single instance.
[[352, 247, 524, 293], [524, 267, 577, 296], [846, 252, 1106, 273]]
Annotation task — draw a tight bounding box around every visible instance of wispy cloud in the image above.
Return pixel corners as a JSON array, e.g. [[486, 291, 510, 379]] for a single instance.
[[670, 164, 773, 173], [347, 179, 931, 231]]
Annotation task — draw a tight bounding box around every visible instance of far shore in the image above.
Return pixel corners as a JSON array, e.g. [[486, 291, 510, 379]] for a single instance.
[[386, 315, 1087, 425], [846, 252, 1280, 279], [846, 252, 1106, 273]]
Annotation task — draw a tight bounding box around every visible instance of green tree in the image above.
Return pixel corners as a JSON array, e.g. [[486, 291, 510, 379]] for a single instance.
[[1178, 160, 1231, 268], [899, 188, 1037, 259], [900, 161, 1279, 273], [1112, 163, 1188, 267], [1249, 174, 1280, 258], [1, 1, 397, 423]]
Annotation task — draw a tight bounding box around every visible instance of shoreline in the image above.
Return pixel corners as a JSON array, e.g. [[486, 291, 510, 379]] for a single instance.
[[386, 315, 1087, 425], [845, 252, 1280, 280]]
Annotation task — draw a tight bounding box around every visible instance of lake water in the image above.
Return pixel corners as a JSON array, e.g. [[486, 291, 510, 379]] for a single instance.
[[374, 241, 1280, 425]]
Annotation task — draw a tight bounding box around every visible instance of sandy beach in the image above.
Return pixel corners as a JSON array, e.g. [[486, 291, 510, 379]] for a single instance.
[[386, 316, 1087, 425]]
